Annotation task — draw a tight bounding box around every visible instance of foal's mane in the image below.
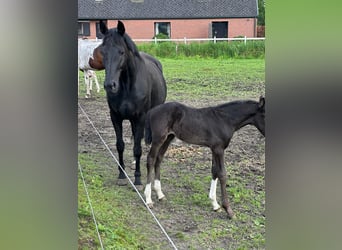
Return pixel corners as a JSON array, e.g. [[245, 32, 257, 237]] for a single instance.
[[104, 28, 141, 58], [214, 100, 260, 117]]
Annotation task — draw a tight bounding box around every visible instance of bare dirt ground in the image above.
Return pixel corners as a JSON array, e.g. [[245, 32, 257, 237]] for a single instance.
[[78, 95, 265, 249]]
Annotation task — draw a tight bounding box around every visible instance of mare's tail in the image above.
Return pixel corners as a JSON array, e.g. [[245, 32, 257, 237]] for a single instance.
[[144, 111, 152, 145]]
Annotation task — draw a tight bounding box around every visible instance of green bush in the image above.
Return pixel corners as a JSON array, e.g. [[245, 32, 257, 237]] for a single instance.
[[152, 33, 169, 40], [137, 41, 264, 59]]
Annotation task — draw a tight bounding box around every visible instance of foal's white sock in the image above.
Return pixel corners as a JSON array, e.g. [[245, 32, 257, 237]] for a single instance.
[[144, 183, 153, 205], [154, 180, 165, 200], [209, 178, 220, 210]]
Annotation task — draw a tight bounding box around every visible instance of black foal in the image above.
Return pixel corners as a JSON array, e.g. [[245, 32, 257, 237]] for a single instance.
[[144, 97, 265, 219]]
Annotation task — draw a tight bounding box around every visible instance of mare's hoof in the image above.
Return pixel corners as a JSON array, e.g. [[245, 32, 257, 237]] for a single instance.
[[147, 203, 154, 209], [117, 178, 128, 186]]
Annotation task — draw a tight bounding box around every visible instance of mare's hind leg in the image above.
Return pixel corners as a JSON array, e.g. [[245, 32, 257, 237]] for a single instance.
[[110, 111, 127, 185], [154, 134, 175, 201]]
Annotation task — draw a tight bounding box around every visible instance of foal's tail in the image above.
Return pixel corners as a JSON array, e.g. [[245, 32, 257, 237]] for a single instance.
[[144, 111, 152, 145]]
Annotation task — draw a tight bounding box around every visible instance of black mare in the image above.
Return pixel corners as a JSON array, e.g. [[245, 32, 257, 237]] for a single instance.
[[144, 97, 265, 219], [98, 20, 167, 187]]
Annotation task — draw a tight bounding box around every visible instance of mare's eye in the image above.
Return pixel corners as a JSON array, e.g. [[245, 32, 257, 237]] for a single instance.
[[119, 50, 124, 55]]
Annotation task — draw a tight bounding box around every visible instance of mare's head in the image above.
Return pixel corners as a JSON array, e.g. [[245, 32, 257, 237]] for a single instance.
[[98, 20, 140, 94], [253, 96, 265, 136]]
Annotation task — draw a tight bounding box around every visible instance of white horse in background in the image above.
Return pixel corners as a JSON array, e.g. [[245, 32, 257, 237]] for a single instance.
[[78, 39, 102, 98]]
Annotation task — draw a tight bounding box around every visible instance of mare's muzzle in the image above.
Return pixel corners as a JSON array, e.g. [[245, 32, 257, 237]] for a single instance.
[[104, 81, 119, 93]]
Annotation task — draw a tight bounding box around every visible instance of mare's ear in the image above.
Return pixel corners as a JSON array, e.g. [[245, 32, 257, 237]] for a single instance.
[[99, 20, 108, 35], [258, 96, 265, 109], [117, 20, 125, 36]]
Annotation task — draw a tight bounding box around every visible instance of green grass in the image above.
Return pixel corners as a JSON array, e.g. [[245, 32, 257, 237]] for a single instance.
[[78, 57, 265, 101], [160, 58, 265, 101], [78, 154, 149, 249]]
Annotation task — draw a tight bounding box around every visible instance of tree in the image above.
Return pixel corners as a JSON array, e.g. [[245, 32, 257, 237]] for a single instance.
[[258, 0, 265, 26]]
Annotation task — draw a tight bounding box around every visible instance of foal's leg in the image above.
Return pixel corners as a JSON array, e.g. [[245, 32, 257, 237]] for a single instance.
[[209, 178, 220, 211], [109, 111, 127, 185], [144, 141, 163, 208], [144, 133, 169, 208], [211, 148, 234, 219], [153, 134, 175, 201], [130, 117, 145, 188]]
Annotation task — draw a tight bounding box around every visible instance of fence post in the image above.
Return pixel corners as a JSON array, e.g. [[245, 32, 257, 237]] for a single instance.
[[244, 36, 247, 45], [184, 37, 187, 44], [214, 36, 216, 44], [154, 37, 157, 44]]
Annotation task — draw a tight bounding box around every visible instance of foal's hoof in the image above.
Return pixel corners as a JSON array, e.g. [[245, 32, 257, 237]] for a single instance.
[[158, 196, 167, 202], [146, 203, 154, 209], [117, 178, 128, 186], [225, 207, 234, 219], [134, 184, 144, 192], [214, 207, 223, 213]]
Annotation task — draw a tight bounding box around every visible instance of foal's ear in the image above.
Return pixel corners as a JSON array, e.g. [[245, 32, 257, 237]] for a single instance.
[[99, 20, 108, 35], [117, 20, 125, 36], [258, 96, 265, 109]]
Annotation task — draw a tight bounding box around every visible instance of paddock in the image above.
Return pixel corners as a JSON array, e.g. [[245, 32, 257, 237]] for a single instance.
[[78, 58, 265, 249]]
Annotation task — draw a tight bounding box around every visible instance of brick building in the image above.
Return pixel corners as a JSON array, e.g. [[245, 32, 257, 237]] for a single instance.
[[78, 0, 259, 40]]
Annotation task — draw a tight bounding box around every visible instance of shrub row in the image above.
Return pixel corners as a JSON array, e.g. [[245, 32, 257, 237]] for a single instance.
[[137, 41, 264, 59]]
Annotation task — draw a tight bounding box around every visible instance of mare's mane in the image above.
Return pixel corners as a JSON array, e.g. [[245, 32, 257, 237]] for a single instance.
[[103, 28, 141, 58]]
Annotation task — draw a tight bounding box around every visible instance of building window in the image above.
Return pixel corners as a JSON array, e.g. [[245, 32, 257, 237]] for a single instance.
[[154, 22, 171, 38], [211, 22, 228, 38], [78, 21, 90, 36]]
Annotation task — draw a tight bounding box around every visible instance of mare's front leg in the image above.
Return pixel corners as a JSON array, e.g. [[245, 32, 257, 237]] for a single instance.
[[110, 110, 127, 185], [211, 147, 234, 219], [130, 117, 145, 188]]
